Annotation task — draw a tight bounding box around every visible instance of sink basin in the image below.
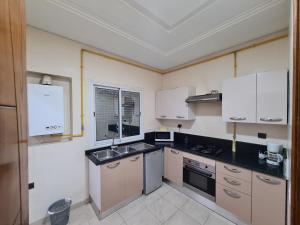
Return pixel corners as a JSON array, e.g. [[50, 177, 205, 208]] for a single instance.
[[115, 146, 136, 154], [93, 149, 120, 161]]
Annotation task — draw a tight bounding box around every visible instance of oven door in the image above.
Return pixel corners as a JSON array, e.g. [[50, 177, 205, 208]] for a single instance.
[[183, 165, 215, 200]]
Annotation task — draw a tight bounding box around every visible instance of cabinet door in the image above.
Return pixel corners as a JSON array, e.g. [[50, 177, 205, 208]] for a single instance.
[[171, 87, 193, 120], [257, 70, 288, 124], [164, 148, 183, 186], [101, 160, 125, 212], [156, 90, 170, 119], [124, 154, 143, 200], [222, 74, 256, 123], [0, 0, 16, 106], [0, 107, 21, 225], [252, 172, 286, 225]]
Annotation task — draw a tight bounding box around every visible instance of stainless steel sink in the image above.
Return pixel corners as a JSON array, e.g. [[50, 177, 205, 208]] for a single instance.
[[93, 149, 120, 161], [115, 146, 137, 154]]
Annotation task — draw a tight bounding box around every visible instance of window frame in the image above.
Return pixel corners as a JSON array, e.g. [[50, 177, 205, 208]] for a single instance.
[[91, 82, 144, 148]]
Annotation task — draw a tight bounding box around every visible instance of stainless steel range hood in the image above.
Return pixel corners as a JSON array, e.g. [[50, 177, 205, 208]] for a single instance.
[[185, 91, 222, 103]]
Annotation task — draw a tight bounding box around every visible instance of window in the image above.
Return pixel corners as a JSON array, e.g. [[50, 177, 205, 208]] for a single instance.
[[92, 85, 143, 146]]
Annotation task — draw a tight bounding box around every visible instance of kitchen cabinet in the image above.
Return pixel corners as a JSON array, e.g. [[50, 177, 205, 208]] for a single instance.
[[252, 172, 286, 225], [164, 148, 183, 185], [100, 154, 143, 213], [156, 87, 195, 120], [101, 160, 125, 212], [222, 70, 288, 125], [257, 70, 288, 125], [216, 162, 252, 224], [216, 183, 251, 224], [222, 74, 257, 123], [123, 155, 143, 200]]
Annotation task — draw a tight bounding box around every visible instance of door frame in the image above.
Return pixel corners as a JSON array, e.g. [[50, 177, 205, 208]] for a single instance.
[[291, 0, 300, 225]]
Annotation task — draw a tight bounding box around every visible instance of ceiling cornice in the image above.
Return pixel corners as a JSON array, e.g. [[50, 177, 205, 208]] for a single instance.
[[46, 0, 287, 57]]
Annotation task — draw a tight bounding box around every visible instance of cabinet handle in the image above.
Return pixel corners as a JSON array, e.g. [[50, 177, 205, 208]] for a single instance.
[[176, 116, 185, 119], [259, 118, 282, 122], [229, 117, 246, 121], [256, 175, 281, 185], [170, 149, 179, 154], [224, 165, 241, 173], [130, 156, 140, 161], [223, 189, 241, 199], [107, 162, 120, 169], [223, 177, 241, 186], [160, 115, 167, 118]]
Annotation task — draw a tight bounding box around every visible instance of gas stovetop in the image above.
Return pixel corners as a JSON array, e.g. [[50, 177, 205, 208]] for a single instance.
[[189, 144, 223, 156]]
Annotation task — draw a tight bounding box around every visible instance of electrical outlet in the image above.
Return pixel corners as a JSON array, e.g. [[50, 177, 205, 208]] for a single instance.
[[29, 182, 34, 190], [258, 133, 267, 139]]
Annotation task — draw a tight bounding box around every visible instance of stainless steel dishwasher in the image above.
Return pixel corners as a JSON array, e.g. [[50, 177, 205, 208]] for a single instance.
[[144, 149, 163, 194]]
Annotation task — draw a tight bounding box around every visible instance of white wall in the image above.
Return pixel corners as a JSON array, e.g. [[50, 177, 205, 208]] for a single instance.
[[161, 37, 289, 147], [27, 26, 290, 224], [27, 26, 162, 223]]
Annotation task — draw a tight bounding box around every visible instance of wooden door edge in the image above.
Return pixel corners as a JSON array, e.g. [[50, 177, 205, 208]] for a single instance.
[[291, 0, 300, 225]]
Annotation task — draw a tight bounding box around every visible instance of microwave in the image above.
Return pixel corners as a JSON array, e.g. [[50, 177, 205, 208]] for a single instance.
[[155, 131, 174, 142]]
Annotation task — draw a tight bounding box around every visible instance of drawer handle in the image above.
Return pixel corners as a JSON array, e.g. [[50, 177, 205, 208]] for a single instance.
[[260, 118, 282, 122], [229, 117, 246, 121], [223, 189, 241, 199], [256, 175, 281, 185], [160, 115, 167, 118], [130, 156, 140, 161], [224, 165, 241, 173], [224, 177, 241, 186], [107, 162, 120, 169], [176, 116, 185, 119], [171, 149, 179, 154]]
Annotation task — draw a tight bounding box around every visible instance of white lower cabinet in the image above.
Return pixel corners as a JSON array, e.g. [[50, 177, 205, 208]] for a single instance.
[[100, 154, 143, 213], [216, 162, 287, 225], [216, 183, 252, 224], [164, 147, 183, 186], [252, 172, 286, 225]]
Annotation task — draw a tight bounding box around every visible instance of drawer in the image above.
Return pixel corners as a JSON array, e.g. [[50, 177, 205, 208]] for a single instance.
[[216, 183, 251, 224], [216, 162, 251, 182], [217, 172, 251, 195]]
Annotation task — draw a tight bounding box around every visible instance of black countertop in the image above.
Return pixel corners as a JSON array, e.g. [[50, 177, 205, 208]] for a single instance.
[[85, 142, 161, 166], [86, 132, 286, 180], [151, 142, 286, 179]]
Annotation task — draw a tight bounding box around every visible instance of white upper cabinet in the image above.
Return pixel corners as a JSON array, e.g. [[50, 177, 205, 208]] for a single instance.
[[257, 70, 288, 125], [222, 70, 288, 125], [156, 87, 195, 120], [222, 74, 257, 123]]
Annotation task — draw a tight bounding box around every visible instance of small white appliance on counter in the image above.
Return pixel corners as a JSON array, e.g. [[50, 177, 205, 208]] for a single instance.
[[155, 130, 174, 142], [266, 142, 284, 166], [28, 84, 64, 136]]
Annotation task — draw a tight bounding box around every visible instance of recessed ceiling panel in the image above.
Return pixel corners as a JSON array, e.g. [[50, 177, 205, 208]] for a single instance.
[[123, 0, 214, 30]]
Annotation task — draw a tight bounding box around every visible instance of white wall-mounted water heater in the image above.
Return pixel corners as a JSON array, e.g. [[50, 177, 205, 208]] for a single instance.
[[28, 84, 65, 136]]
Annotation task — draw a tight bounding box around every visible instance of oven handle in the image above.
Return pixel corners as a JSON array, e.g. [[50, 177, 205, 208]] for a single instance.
[[183, 165, 214, 178]]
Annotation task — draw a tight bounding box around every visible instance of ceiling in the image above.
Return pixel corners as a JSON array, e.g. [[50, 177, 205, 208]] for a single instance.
[[26, 0, 289, 71]]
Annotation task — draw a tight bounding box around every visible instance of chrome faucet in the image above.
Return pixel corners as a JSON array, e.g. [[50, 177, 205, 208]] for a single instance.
[[111, 135, 118, 150]]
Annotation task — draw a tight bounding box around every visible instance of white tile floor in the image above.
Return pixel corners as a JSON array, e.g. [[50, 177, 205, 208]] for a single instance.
[[69, 183, 236, 225]]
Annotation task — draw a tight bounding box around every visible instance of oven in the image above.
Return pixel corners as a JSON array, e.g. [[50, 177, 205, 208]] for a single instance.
[[183, 157, 216, 201]]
